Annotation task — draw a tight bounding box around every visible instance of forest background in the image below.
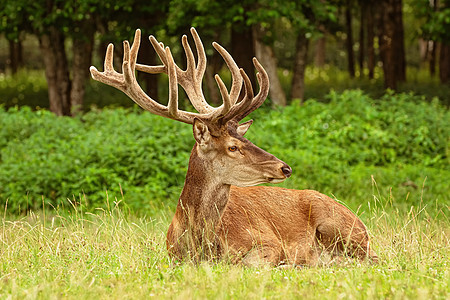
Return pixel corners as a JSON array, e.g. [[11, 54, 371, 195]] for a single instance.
[[0, 0, 449, 298]]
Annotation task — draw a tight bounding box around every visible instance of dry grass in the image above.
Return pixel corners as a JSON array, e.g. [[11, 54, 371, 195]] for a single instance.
[[0, 192, 448, 299]]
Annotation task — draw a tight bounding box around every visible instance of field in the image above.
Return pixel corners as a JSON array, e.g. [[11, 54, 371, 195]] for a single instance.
[[0, 89, 449, 299], [1, 199, 448, 299]]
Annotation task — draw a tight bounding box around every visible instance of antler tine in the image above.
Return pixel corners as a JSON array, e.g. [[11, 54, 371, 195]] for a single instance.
[[90, 43, 122, 87], [222, 58, 269, 123], [91, 28, 269, 127], [190, 27, 207, 80], [165, 46, 179, 117], [129, 29, 141, 70], [221, 68, 254, 123], [135, 35, 167, 74], [122, 29, 141, 85], [149, 36, 168, 67], [104, 43, 115, 72], [178, 32, 212, 113], [136, 29, 213, 114], [90, 29, 210, 125], [214, 74, 232, 114], [212, 42, 243, 106]]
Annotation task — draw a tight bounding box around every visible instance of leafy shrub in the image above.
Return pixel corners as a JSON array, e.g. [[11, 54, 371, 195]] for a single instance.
[[0, 90, 448, 215], [0, 107, 192, 213]]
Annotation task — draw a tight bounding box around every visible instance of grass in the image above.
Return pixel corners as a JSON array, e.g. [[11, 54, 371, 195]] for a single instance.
[[1, 184, 448, 299]]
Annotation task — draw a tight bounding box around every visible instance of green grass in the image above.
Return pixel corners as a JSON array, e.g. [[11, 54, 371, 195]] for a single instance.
[[1, 189, 448, 299]]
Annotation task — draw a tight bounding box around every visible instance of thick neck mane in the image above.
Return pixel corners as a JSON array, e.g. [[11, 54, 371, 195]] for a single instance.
[[166, 145, 231, 260]]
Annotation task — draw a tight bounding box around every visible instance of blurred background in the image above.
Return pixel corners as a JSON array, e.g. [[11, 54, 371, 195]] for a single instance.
[[1, 0, 449, 113], [0, 0, 448, 216]]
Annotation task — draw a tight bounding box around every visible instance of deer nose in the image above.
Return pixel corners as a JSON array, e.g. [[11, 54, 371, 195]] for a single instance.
[[281, 165, 292, 178]]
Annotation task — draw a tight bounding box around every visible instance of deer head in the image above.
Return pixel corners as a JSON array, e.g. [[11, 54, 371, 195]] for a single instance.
[[90, 28, 292, 188]]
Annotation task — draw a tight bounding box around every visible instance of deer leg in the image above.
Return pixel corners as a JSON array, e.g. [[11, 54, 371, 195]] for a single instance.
[[241, 244, 282, 267], [316, 216, 377, 263], [285, 228, 322, 267]]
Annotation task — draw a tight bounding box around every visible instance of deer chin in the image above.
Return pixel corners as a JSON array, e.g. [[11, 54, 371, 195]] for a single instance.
[[267, 177, 287, 184], [229, 176, 286, 187]]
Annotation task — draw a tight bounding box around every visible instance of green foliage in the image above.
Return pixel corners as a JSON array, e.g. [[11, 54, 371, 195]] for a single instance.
[[0, 106, 192, 213], [0, 91, 448, 215], [166, 0, 337, 39], [248, 90, 449, 209], [414, 0, 450, 42]]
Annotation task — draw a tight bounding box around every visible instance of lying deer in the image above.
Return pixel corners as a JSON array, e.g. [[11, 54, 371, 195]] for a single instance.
[[90, 28, 378, 267]]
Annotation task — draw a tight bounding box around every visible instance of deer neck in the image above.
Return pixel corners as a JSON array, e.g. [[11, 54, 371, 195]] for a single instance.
[[168, 145, 231, 250], [179, 146, 231, 227]]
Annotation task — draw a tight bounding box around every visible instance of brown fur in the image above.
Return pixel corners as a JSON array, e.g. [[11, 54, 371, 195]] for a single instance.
[[166, 122, 378, 266], [220, 186, 377, 266]]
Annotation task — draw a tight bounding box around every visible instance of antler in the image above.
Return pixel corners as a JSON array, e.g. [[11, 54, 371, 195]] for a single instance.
[[90, 28, 269, 125]]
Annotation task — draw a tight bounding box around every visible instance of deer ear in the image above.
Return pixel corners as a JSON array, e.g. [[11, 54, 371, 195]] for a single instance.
[[237, 120, 253, 136], [193, 118, 212, 146]]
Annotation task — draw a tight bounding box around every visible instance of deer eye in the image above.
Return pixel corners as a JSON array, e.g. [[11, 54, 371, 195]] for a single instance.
[[228, 146, 238, 152]]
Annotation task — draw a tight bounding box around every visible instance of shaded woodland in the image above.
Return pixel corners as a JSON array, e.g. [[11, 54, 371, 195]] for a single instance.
[[1, 0, 449, 115]]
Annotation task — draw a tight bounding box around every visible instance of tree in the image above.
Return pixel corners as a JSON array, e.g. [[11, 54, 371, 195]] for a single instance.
[[345, 0, 355, 78], [166, 0, 258, 103], [358, 0, 366, 76], [249, 0, 337, 103], [377, 0, 406, 89], [417, 0, 450, 84], [105, 0, 168, 100], [314, 34, 327, 67], [0, 0, 99, 115], [166, 0, 338, 105], [0, 0, 28, 74], [366, 0, 376, 79], [0, 0, 168, 115], [288, 1, 337, 102], [253, 23, 287, 106]]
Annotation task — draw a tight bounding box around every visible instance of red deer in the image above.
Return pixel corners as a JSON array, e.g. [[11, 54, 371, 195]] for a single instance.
[[90, 28, 378, 267]]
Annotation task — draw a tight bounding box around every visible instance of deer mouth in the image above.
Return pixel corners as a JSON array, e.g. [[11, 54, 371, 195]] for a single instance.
[[267, 177, 286, 184]]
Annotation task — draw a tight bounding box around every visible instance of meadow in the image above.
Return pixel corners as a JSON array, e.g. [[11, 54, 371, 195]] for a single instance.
[[0, 86, 449, 298], [0, 199, 448, 299]]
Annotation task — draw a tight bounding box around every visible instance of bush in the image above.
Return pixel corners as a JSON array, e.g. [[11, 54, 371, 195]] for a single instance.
[[0, 107, 192, 213], [0, 90, 448, 215]]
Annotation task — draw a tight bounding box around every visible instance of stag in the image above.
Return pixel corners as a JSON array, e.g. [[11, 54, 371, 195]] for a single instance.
[[90, 28, 378, 266]]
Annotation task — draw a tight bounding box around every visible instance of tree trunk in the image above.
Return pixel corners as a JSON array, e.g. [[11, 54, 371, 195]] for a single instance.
[[253, 25, 286, 106], [394, 0, 406, 82], [429, 0, 438, 77], [378, 0, 405, 89], [367, 3, 375, 79], [314, 36, 326, 67], [345, 1, 355, 78], [359, 1, 366, 76], [71, 30, 94, 115], [345, 2, 355, 78], [205, 50, 223, 106], [378, 0, 397, 89], [8, 39, 23, 74], [439, 43, 450, 84], [430, 41, 437, 76], [39, 27, 71, 116], [231, 24, 256, 99], [291, 32, 309, 102]]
